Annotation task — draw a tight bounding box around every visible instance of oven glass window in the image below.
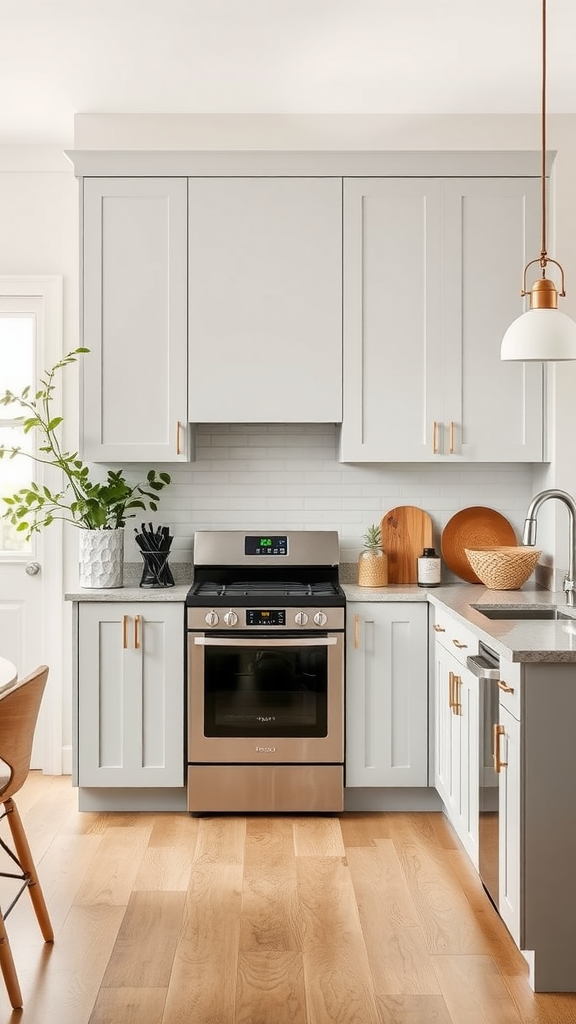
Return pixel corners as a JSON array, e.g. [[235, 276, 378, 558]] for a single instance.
[[203, 640, 328, 737]]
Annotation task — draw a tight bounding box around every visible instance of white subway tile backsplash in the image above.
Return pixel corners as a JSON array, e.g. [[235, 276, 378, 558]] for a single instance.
[[121, 423, 535, 566]]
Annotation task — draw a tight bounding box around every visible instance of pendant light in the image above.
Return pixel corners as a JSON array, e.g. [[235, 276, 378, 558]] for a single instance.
[[501, 0, 576, 361]]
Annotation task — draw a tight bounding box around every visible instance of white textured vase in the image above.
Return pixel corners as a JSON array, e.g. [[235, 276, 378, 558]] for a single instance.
[[78, 528, 124, 589]]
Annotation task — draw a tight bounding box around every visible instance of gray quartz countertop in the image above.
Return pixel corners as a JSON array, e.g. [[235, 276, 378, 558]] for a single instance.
[[345, 580, 576, 663], [66, 575, 576, 662], [65, 584, 191, 602], [429, 584, 576, 664], [344, 583, 428, 603]]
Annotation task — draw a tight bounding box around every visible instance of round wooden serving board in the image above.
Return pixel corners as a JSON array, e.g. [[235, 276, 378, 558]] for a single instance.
[[380, 506, 433, 584], [441, 506, 517, 583]]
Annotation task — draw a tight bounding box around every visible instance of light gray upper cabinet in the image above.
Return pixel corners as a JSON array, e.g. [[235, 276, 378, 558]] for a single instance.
[[82, 177, 190, 462], [340, 176, 544, 462], [188, 177, 343, 423]]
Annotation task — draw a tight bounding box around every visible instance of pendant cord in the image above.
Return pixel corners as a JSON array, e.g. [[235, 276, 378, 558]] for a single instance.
[[541, 0, 547, 267]]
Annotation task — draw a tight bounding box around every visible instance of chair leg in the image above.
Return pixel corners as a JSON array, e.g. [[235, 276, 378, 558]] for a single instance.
[[0, 916, 23, 1010], [3, 798, 54, 943]]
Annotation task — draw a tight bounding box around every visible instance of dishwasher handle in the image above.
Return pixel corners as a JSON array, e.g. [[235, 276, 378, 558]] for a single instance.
[[466, 653, 501, 679]]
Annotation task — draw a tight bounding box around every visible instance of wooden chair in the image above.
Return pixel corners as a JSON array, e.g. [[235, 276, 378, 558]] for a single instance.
[[0, 665, 54, 1008]]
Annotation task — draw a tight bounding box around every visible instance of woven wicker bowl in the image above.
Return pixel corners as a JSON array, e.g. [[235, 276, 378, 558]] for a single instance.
[[464, 546, 542, 590]]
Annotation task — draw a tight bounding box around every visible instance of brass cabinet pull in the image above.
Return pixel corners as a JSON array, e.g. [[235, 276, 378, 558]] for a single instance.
[[449, 421, 455, 454], [433, 420, 439, 454], [354, 614, 360, 650], [122, 614, 128, 650], [448, 670, 455, 709], [498, 679, 515, 694], [454, 674, 461, 715], [433, 624, 446, 633], [493, 723, 507, 772], [452, 639, 468, 649], [134, 614, 141, 650], [176, 421, 182, 455]]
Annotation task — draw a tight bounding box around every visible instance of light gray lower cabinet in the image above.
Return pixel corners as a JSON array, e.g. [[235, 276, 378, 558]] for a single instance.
[[346, 603, 428, 787], [77, 602, 185, 788], [432, 610, 480, 866], [433, 640, 479, 866]]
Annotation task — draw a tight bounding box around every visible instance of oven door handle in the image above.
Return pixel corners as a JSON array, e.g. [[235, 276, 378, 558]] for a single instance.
[[193, 636, 338, 647]]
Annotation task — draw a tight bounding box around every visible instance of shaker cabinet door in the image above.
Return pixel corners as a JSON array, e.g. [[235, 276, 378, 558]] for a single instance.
[[433, 636, 479, 866], [77, 602, 185, 788], [346, 602, 428, 787], [340, 175, 544, 463], [340, 177, 444, 462], [443, 177, 543, 461], [188, 176, 342, 423], [82, 177, 190, 462], [498, 702, 522, 946]]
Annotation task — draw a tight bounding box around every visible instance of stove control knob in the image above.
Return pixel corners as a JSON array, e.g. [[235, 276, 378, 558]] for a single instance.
[[314, 611, 328, 627], [224, 610, 238, 626], [205, 610, 219, 627], [295, 611, 309, 626]]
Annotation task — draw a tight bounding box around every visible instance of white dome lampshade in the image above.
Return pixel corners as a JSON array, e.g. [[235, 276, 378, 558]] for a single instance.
[[501, 307, 576, 361], [500, 1, 576, 363]]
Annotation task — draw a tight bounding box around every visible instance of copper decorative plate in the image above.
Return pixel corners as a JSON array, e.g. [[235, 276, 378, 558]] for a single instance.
[[441, 507, 517, 583]]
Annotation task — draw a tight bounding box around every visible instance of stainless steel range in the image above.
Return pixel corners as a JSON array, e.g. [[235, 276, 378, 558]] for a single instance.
[[186, 530, 345, 814]]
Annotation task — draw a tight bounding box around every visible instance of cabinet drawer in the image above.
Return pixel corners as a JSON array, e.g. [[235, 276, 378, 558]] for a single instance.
[[497, 660, 521, 720], [432, 608, 479, 666]]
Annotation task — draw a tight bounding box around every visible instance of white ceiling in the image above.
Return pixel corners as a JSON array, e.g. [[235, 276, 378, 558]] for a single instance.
[[2, 0, 576, 146]]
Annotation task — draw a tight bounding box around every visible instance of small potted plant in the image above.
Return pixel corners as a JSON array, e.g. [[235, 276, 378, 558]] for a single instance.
[[358, 523, 388, 587], [0, 348, 171, 588]]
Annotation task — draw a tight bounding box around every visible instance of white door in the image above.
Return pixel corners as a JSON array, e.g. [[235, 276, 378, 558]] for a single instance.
[[0, 277, 63, 771]]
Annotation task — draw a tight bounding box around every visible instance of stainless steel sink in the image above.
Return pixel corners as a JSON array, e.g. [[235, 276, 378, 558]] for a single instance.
[[472, 605, 573, 620]]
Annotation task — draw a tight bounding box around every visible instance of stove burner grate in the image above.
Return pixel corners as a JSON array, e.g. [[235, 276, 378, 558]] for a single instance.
[[192, 580, 340, 599]]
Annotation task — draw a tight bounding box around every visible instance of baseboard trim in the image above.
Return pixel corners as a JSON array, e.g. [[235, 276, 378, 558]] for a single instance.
[[77, 787, 188, 812], [344, 787, 442, 812]]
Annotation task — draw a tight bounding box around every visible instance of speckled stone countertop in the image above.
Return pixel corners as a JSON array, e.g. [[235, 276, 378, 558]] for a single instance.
[[344, 580, 576, 664], [64, 562, 192, 602], [429, 584, 576, 664], [65, 584, 191, 602], [66, 562, 576, 663]]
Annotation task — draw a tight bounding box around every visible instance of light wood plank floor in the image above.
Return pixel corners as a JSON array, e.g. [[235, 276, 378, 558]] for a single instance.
[[0, 773, 575, 1023]]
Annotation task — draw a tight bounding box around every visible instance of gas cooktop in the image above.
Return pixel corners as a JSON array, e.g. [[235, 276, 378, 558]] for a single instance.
[[187, 577, 345, 607]]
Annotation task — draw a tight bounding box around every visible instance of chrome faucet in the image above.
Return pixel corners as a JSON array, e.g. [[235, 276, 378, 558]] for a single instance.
[[522, 488, 576, 606]]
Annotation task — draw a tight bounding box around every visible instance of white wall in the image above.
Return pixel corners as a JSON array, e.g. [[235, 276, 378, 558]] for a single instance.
[[0, 146, 79, 765], [121, 424, 535, 577]]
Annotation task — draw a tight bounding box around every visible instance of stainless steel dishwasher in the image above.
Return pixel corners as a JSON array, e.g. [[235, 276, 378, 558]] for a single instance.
[[467, 642, 501, 907]]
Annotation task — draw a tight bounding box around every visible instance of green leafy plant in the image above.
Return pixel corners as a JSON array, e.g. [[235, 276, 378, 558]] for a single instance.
[[363, 523, 382, 552], [0, 348, 171, 538]]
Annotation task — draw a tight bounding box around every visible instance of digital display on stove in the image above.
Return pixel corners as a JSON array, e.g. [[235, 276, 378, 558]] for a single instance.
[[244, 535, 288, 556], [246, 609, 286, 626]]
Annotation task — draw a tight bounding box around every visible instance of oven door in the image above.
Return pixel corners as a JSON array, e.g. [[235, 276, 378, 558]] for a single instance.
[[188, 631, 344, 763]]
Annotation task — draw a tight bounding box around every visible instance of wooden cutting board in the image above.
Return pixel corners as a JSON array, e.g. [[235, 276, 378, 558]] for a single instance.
[[381, 506, 434, 584]]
